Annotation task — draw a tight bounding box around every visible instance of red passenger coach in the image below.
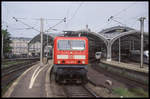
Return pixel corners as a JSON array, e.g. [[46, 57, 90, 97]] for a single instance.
[[53, 36, 88, 83]]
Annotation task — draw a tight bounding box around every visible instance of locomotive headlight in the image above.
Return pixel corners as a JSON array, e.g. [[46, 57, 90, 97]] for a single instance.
[[82, 61, 85, 64], [57, 61, 61, 64]]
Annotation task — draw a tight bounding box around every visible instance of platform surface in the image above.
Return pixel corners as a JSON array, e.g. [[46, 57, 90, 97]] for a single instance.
[[101, 60, 149, 74], [3, 60, 53, 97]]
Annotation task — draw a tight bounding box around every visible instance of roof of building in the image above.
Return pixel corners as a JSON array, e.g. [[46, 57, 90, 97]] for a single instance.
[[11, 37, 32, 41], [98, 25, 148, 40]]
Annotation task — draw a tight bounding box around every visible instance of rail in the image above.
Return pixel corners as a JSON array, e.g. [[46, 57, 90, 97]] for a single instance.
[[91, 63, 148, 91], [1, 60, 38, 91], [2, 57, 40, 63], [62, 84, 100, 97]]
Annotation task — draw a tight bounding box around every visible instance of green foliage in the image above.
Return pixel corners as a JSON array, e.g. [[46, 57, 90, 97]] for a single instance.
[[112, 87, 136, 97], [112, 87, 148, 97], [129, 88, 148, 97], [2, 29, 12, 58]]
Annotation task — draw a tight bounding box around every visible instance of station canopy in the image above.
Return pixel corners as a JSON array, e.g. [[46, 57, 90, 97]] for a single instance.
[[28, 25, 149, 51], [64, 26, 148, 49], [98, 25, 148, 42], [28, 33, 61, 48]]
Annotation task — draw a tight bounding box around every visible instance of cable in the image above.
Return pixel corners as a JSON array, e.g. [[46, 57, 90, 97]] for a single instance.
[[64, 2, 77, 30], [107, 15, 127, 27], [45, 19, 49, 31], [113, 2, 136, 18], [67, 2, 84, 25], [12, 17, 40, 32], [64, 3, 71, 30], [70, 3, 83, 20], [111, 18, 126, 26], [12, 28, 34, 30], [45, 18, 65, 33], [12, 17, 66, 35], [130, 20, 138, 28], [94, 20, 111, 32], [94, 3, 136, 33], [105, 2, 137, 28]]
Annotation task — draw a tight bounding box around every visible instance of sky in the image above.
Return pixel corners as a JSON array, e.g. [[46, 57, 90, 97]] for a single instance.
[[2, 1, 149, 38]]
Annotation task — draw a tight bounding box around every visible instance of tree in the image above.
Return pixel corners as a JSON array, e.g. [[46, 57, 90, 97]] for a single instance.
[[2, 29, 12, 58]]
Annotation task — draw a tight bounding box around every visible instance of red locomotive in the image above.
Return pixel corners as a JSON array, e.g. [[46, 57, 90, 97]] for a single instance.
[[53, 36, 88, 83]]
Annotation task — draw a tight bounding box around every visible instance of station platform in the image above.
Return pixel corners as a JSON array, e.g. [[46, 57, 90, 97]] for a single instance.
[[100, 60, 149, 74], [3, 60, 53, 97]]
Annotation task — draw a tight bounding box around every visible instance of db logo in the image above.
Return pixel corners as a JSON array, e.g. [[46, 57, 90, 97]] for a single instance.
[[69, 55, 73, 59]]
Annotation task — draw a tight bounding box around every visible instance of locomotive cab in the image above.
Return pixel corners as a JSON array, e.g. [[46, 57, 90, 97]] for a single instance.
[[53, 37, 88, 83]]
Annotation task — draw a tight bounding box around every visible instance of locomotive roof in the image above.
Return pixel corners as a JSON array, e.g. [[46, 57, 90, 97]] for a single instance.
[[54, 36, 88, 39]]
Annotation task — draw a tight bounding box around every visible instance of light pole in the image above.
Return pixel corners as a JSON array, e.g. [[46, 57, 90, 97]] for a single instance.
[[40, 18, 44, 66], [1, 24, 8, 59], [2, 33, 4, 59], [139, 17, 146, 68], [119, 38, 121, 63], [12, 17, 66, 63], [47, 32, 48, 57]]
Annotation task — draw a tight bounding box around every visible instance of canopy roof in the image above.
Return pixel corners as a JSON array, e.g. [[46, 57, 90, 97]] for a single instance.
[[28, 26, 149, 51]]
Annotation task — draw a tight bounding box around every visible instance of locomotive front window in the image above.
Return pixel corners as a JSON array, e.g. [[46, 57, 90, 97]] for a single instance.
[[58, 40, 71, 50], [58, 40, 85, 50]]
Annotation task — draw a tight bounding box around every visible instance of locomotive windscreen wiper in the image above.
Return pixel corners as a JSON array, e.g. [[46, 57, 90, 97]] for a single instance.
[[68, 40, 72, 49]]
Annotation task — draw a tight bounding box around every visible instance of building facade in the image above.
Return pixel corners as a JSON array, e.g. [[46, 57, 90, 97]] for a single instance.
[[10, 37, 51, 58], [10, 37, 31, 57], [10, 37, 31, 55]]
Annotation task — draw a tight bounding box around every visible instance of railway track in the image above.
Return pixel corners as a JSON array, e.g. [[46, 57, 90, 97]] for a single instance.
[[50, 67, 100, 98], [1, 60, 38, 90], [90, 62, 148, 91], [2, 60, 37, 74], [2, 57, 39, 64], [62, 84, 99, 98]]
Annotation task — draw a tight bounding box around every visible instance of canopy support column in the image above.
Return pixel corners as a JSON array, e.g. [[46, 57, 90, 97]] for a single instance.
[[106, 40, 112, 61]]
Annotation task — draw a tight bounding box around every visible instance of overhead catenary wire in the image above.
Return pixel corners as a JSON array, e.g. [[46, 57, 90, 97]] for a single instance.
[[122, 11, 148, 24], [44, 18, 65, 30], [2, 22, 35, 32], [45, 18, 66, 33], [12, 17, 66, 36], [94, 20, 112, 32], [11, 28, 34, 30], [130, 20, 138, 28], [32, 18, 65, 21], [109, 16, 126, 26], [95, 2, 137, 32], [67, 2, 84, 26], [12, 17, 40, 32], [112, 2, 137, 18], [107, 2, 137, 26], [64, 2, 71, 30]]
